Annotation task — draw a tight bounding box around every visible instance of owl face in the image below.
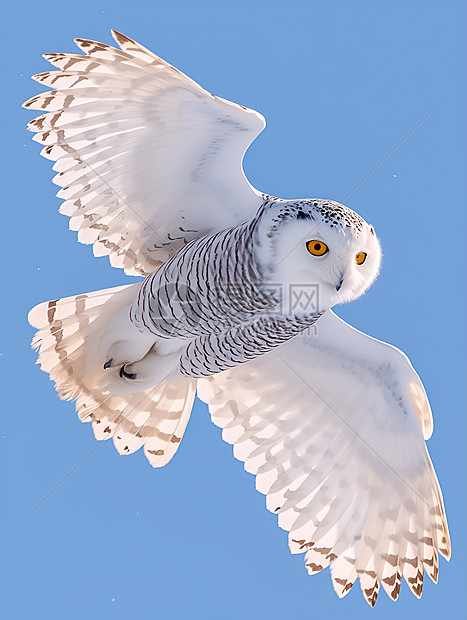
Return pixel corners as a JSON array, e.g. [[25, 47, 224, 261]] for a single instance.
[[255, 200, 382, 313]]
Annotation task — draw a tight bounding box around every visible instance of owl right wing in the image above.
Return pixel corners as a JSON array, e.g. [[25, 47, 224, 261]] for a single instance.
[[197, 310, 450, 606], [23, 30, 266, 276]]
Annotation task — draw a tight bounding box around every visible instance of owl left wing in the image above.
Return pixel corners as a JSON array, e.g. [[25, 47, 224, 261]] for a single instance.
[[197, 310, 450, 606], [23, 30, 265, 276]]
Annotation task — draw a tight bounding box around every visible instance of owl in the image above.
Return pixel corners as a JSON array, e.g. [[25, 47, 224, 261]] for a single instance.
[[25, 31, 450, 606]]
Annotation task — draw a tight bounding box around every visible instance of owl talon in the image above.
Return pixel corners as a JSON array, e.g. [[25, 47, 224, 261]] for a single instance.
[[120, 365, 137, 380]]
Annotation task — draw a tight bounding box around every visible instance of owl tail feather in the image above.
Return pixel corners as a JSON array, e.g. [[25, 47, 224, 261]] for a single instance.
[[28, 283, 197, 467]]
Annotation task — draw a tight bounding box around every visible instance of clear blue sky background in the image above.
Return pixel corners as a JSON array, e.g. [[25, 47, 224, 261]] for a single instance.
[[2, 1, 466, 619]]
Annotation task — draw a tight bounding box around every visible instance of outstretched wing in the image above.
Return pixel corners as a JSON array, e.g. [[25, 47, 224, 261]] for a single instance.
[[24, 30, 265, 276], [197, 311, 450, 606]]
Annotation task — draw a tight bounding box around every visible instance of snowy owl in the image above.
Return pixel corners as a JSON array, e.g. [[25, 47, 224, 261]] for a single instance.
[[25, 31, 450, 606]]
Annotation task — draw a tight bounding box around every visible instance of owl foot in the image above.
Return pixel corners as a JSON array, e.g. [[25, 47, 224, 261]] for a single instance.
[[99, 350, 181, 394], [120, 365, 137, 380]]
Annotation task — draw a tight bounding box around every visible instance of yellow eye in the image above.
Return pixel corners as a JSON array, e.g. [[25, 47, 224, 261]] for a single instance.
[[356, 251, 367, 265], [306, 240, 328, 256]]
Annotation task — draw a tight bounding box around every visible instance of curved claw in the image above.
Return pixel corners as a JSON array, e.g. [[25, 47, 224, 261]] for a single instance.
[[119, 365, 137, 380]]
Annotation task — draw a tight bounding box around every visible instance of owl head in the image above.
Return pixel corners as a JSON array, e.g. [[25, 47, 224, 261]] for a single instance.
[[254, 199, 382, 313]]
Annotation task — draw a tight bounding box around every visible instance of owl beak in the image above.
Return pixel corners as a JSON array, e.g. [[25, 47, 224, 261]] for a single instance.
[[335, 276, 344, 292]]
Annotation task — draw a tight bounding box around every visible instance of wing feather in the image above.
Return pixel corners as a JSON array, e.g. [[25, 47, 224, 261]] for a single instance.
[[198, 311, 450, 605], [24, 30, 265, 276]]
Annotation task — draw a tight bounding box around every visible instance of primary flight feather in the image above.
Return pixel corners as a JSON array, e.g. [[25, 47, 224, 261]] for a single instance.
[[25, 30, 450, 606]]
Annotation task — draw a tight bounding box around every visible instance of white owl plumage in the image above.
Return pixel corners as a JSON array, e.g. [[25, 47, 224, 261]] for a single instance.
[[25, 31, 450, 606]]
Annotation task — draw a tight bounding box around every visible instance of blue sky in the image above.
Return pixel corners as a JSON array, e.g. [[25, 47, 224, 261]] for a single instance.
[[2, 1, 466, 619]]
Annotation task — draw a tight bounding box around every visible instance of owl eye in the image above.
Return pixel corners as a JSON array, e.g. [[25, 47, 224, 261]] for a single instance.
[[306, 240, 328, 256], [356, 251, 367, 265]]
